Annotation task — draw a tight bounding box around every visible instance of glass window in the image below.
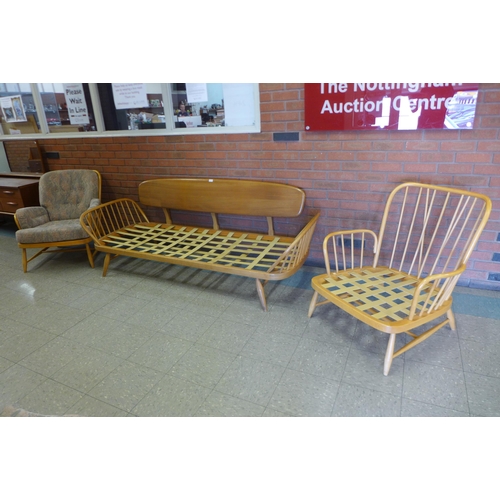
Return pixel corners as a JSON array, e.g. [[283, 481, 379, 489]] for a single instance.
[[97, 83, 166, 131], [37, 83, 97, 133], [171, 83, 256, 129], [0, 83, 41, 135], [0, 83, 260, 139]]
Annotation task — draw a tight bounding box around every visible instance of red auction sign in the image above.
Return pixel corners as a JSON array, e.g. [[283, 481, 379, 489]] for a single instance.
[[305, 83, 479, 131]]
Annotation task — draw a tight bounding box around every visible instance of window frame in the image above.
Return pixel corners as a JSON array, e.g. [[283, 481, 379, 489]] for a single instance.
[[0, 83, 261, 140]]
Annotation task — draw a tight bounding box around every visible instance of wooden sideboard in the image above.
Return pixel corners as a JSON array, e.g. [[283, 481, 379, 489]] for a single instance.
[[0, 173, 41, 216]]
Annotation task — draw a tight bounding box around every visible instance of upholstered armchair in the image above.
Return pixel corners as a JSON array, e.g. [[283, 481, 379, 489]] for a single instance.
[[14, 169, 102, 272]]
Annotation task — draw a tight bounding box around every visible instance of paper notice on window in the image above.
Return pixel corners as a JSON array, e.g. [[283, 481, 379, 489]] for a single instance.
[[223, 84, 255, 127], [1, 95, 27, 122], [186, 84, 208, 103], [63, 83, 90, 125], [112, 83, 149, 109]]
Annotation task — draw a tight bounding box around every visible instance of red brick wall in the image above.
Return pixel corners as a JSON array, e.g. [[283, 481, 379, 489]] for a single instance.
[[5, 83, 500, 289]]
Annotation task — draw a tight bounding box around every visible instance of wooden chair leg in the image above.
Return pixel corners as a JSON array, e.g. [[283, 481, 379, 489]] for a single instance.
[[383, 334, 396, 376], [21, 248, 28, 273], [308, 290, 319, 318], [102, 253, 111, 277], [256, 279, 267, 311], [85, 243, 95, 268], [447, 309, 457, 331]]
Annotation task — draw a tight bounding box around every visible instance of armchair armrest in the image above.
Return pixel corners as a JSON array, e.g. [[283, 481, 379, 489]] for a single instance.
[[322, 229, 378, 275], [89, 198, 101, 209], [410, 265, 466, 319], [14, 206, 50, 230]]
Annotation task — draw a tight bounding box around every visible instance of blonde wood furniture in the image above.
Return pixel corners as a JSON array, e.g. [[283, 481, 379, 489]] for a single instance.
[[308, 182, 492, 375], [14, 169, 101, 272], [80, 177, 320, 310]]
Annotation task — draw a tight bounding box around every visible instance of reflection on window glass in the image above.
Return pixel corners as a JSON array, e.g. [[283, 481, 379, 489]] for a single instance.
[[37, 83, 97, 133], [97, 83, 166, 131], [0, 83, 40, 135], [171, 83, 255, 128]]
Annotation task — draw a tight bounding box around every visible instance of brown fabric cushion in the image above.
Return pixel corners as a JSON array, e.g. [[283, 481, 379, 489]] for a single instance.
[[15, 219, 89, 244], [40, 170, 100, 221], [15, 206, 50, 229]]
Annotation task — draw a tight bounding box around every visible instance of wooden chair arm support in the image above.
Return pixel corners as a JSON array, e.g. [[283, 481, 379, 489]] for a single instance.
[[267, 213, 320, 276], [322, 229, 378, 275], [409, 265, 466, 319]]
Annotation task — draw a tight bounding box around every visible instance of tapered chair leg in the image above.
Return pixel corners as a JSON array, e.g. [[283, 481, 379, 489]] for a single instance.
[[256, 279, 267, 311], [308, 291, 319, 318], [21, 248, 28, 273], [383, 334, 396, 376], [447, 309, 456, 331]]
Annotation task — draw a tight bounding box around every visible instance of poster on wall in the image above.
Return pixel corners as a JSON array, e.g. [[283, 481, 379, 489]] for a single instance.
[[305, 83, 479, 131], [63, 83, 90, 125], [0, 95, 27, 122], [112, 83, 149, 109]]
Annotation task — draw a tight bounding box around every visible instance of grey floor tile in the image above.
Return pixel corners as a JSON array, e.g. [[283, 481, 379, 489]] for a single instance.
[[215, 355, 286, 406], [158, 283, 204, 310], [464, 372, 500, 416], [268, 368, 339, 417], [460, 339, 500, 378], [42, 282, 97, 306], [240, 330, 300, 366], [0, 289, 37, 317], [456, 313, 500, 344], [331, 382, 401, 417], [196, 318, 256, 354], [163, 312, 218, 342], [123, 277, 176, 301], [401, 398, 470, 417], [304, 306, 358, 346], [1, 225, 500, 419], [271, 286, 316, 313], [62, 315, 154, 358], [94, 294, 151, 322], [262, 407, 295, 417], [169, 344, 236, 389], [403, 361, 469, 413], [350, 322, 406, 355], [126, 299, 183, 333], [132, 375, 211, 416], [88, 361, 165, 412], [184, 287, 235, 316], [258, 304, 310, 338], [66, 288, 122, 313], [218, 297, 269, 326], [18, 337, 88, 377], [195, 391, 265, 417], [17, 378, 84, 416], [0, 356, 14, 374], [0, 327, 54, 363], [19, 304, 91, 336], [403, 332, 463, 371], [0, 364, 48, 405], [288, 338, 350, 381], [66, 395, 129, 417], [342, 347, 404, 396], [51, 347, 124, 393], [128, 333, 193, 373]]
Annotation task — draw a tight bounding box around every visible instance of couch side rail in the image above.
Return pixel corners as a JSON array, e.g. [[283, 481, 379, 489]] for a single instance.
[[80, 199, 149, 245]]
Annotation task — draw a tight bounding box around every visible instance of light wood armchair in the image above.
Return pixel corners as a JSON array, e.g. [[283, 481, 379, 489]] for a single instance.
[[308, 182, 492, 375], [14, 169, 102, 272]]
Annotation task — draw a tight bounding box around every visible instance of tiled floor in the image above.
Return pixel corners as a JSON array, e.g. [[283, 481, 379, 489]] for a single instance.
[[1, 219, 500, 417]]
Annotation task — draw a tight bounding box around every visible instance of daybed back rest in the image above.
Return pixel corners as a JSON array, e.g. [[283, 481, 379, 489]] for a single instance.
[[375, 182, 492, 278], [40, 169, 100, 221], [138, 178, 305, 218]]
